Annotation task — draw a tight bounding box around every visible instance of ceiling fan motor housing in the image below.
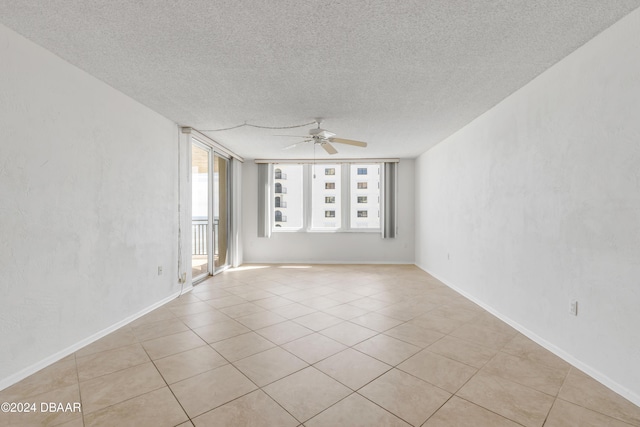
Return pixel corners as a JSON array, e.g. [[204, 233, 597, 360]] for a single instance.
[[309, 128, 336, 139]]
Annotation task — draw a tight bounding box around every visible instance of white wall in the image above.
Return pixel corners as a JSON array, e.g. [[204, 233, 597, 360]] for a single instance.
[[0, 24, 181, 387], [415, 9, 640, 404], [243, 160, 415, 264]]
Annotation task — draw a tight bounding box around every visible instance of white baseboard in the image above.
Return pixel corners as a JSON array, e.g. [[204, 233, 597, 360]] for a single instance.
[[240, 260, 415, 265], [416, 263, 640, 407], [0, 288, 191, 392]]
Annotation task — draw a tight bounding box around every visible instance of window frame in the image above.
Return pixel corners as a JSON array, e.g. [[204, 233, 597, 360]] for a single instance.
[[271, 163, 381, 233]]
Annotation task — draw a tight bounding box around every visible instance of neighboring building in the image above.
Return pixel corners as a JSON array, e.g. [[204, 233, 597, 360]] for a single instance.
[[349, 164, 380, 229], [273, 166, 304, 230]]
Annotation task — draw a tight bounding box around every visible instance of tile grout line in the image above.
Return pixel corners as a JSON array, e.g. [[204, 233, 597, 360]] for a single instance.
[[142, 342, 192, 426], [549, 367, 638, 427], [73, 351, 86, 427], [166, 306, 304, 425], [442, 395, 529, 427]]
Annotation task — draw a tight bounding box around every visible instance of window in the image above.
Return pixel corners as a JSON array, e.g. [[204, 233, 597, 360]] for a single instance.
[[272, 164, 303, 230], [275, 196, 287, 208], [270, 162, 382, 232], [313, 164, 341, 229], [350, 164, 380, 229]]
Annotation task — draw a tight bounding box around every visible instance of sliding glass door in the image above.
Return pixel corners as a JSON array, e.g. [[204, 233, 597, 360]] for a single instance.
[[213, 153, 229, 271], [191, 142, 210, 281], [191, 141, 230, 282]]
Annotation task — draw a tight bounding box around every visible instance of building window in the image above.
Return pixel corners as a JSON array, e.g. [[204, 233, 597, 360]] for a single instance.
[[275, 183, 282, 193], [325, 182, 335, 190], [357, 168, 367, 175], [275, 196, 281, 207], [357, 196, 367, 203], [325, 196, 335, 204], [357, 182, 367, 189], [325, 210, 335, 218], [275, 168, 282, 179], [357, 210, 368, 218], [325, 168, 335, 175]]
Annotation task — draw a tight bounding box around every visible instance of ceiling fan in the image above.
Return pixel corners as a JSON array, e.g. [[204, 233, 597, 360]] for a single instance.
[[281, 119, 367, 155]]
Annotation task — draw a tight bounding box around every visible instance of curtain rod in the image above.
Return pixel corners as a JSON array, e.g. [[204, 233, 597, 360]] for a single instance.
[[254, 158, 399, 164], [181, 127, 245, 162]]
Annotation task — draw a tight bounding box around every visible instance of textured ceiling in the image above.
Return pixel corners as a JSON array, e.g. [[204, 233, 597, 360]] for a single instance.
[[1, 1, 639, 159]]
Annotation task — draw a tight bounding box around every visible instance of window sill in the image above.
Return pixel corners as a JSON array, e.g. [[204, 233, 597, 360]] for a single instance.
[[272, 228, 381, 234]]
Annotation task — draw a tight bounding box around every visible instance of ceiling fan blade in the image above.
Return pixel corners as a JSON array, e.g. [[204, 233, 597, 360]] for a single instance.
[[283, 139, 312, 150], [329, 137, 367, 147], [321, 141, 338, 155], [275, 135, 310, 138]]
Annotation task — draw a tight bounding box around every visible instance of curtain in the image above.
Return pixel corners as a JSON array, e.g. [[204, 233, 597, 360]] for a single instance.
[[229, 159, 243, 266], [257, 163, 272, 238], [381, 162, 398, 238]]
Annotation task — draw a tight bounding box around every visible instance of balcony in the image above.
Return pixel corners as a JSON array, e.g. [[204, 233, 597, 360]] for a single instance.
[[191, 217, 219, 277]]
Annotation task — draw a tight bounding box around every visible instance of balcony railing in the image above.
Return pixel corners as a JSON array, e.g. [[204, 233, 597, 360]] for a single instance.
[[192, 217, 219, 255], [274, 188, 287, 194], [275, 172, 287, 179], [274, 201, 287, 208], [192, 218, 207, 255]]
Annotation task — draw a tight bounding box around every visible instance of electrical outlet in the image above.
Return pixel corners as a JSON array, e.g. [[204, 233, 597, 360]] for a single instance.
[[158, 266, 163, 276], [570, 300, 578, 316], [181, 272, 186, 283]]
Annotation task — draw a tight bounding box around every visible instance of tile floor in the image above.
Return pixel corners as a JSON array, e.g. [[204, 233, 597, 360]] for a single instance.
[[1, 264, 640, 426]]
